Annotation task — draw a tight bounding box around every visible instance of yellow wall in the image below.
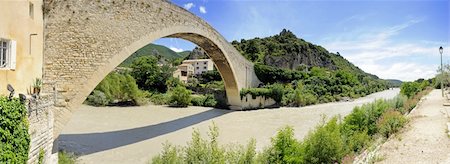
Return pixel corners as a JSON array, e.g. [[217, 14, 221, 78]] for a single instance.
[[0, 0, 43, 95]]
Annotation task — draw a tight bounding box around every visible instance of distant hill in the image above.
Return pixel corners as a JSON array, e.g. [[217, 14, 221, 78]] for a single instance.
[[120, 43, 188, 67], [177, 51, 191, 58], [231, 29, 380, 79], [386, 79, 403, 87]]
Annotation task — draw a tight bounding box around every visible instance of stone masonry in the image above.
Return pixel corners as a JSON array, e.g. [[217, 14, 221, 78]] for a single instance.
[[27, 94, 55, 164], [42, 0, 261, 138]]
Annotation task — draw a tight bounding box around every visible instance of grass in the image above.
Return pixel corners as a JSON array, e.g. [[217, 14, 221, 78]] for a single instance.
[[58, 151, 77, 164]]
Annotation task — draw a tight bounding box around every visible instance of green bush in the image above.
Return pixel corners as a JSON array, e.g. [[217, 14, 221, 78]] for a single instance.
[[377, 110, 407, 138], [168, 85, 192, 107], [152, 142, 183, 164], [225, 139, 257, 164], [191, 95, 206, 106], [302, 117, 344, 164], [260, 126, 303, 164], [58, 151, 77, 164], [89, 72, 147, 106], [0, 97, 30, 163], [152, 124, 257, 164], [149, 93, 169, 105], [86, 90, 109, 106], [203, 94, 217, 107], [400, 82, 420, 98], [240, 88, 272, 100], [267, 83, 285, 105]]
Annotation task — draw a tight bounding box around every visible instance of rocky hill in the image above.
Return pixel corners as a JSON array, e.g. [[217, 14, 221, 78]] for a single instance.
[[231, 29, 378, 79]]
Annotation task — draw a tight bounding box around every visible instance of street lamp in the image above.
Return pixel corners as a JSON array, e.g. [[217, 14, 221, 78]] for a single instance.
[[440, 46, 444, 97]]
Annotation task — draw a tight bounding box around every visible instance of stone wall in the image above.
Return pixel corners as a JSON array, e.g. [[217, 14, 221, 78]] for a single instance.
[[27, 94, 54, 164], [241, 94, 277, 110], [43, 0, 261, 137]]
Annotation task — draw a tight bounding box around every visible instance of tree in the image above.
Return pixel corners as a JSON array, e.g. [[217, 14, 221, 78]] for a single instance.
[[130, 56, 173, 92]]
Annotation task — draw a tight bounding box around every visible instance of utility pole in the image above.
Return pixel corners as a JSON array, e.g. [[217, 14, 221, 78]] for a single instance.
[[440, 46, 444, 97]]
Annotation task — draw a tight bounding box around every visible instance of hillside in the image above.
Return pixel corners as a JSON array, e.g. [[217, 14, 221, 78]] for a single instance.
[[231, 29, 377, 79], [120, 43, 188, 67]]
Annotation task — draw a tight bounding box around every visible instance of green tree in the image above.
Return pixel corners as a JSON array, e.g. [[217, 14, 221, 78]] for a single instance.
[[168, 85, 192, 107], [130, 56, 172, 92]]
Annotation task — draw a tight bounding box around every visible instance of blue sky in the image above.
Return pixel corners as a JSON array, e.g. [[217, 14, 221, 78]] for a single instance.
[[154, 0, 449, 81]]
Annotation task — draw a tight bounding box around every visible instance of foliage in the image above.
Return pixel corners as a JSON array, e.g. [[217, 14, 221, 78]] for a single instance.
[[168, 85, 192, 107], [152, 123, 257, 164], [191, 95, 206, 106], [88, 72, 147, 106], [203, 94, 217, 107], [267, 83, 285, 105], [38, 148, 45, 164], [130, 56, 174, 93], [0, 97, 30, 163], [240, 88, 272, 100], [197, 70, 222, 84], [149, 93, 169, 105], [302, 117, 345, 164], [58, 151, 77, 164], [261, 126, 303, 163], [376, 110, 407, 138], [400, 82, 421, 98], [86, 90, 109, 106]]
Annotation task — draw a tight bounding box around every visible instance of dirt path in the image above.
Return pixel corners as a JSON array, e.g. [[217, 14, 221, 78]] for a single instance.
[[375, 90, 450, 164], [58, 89, 399, 164]]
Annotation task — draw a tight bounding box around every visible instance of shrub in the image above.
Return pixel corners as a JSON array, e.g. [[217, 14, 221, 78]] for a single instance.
[[150, 93, 169, 105], [58, 151, 77, 164], [268, 83, 285, 105], [86, 90, 109, 106], [191, 95, 206, 106], [302, 117, 344, 164], [168, 85, 192, 107], [0, 97, 30, 163], [90, 72, 146, 106], [203, 94, 217, 107], [152, 142, 183, 164], [377, 110, 407, 138], [240, 88, 271, 100], [294, 90, 318, 106], [261, 126, 303, 163], [400, 82, 420, 98], [225, 139, 257, 164]]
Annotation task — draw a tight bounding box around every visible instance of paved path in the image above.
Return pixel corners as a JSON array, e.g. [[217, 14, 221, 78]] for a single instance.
[[375, 90, 450, 164], [58, 89, 399, 164]]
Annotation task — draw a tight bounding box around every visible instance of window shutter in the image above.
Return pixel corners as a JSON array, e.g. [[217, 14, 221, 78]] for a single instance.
[[10, 40, 16, 70]]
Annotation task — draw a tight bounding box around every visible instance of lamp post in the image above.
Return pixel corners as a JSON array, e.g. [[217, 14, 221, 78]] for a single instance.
[[440, 46, 444, 97]]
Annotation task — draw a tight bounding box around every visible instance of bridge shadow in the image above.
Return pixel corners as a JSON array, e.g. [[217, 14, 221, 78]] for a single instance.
[[54, 108, 232, 155]]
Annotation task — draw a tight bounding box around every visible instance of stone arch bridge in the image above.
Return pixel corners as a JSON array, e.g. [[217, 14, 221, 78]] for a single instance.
[[42, 0, 261, 137]]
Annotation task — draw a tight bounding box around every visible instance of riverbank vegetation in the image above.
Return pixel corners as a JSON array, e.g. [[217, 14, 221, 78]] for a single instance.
[[152, 80, 431, 163]]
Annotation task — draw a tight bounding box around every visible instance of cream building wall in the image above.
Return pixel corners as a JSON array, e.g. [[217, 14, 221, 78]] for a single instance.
[[0, 0, 43, 96], [183, 59, 214, 75]]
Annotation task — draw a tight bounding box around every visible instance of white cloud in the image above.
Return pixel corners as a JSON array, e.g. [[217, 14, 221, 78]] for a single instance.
[[169, 46, 183, 52], [183, 3, 195, 10], [199, 6, 207, 14], [321, 18, 446, 81]]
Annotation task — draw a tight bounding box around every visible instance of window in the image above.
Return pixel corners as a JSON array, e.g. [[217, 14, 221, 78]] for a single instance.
[[203, 67, 206, 69], [196, 67, 199, 70], [181, 71, 187, 76], [0, 39, 16, 70], [29, 2, 34, 19], [204, 62, 207, 65]]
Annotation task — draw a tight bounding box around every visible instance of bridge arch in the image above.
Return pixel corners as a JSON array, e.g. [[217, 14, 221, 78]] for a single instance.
[[43, 0, 260, 137]]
